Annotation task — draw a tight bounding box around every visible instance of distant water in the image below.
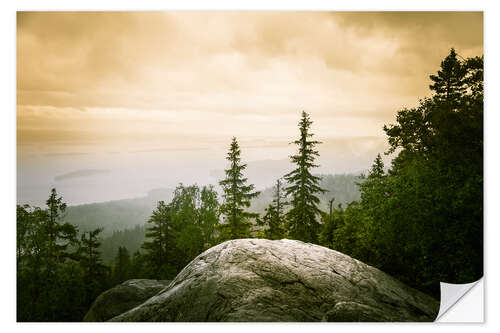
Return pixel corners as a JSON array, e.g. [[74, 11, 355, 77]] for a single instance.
[[17, 143, 379, 207], [17, 151, 225, 206]]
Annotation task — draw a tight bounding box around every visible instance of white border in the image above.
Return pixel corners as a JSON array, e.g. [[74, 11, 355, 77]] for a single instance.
[[3, 1, 499, 332]]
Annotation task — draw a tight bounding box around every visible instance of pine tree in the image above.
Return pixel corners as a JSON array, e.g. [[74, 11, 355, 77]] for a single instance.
[[78, 227, 108, 308], [141, 200, 175, 278], [130, 250, 146, 278], [112, 246, 132, 284], [429, 48, 467, 106], [41, 189, 79, 320], [261, 178, 286, 240], [284, 111, 325, 243], [219, 137, 260, 239], [44, 188, 78, 274], [368, 154, 384, 179]]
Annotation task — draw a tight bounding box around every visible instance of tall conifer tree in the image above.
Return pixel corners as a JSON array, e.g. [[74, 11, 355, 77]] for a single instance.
[[284, 111, 325, 243], [219, 137, 260, 239]]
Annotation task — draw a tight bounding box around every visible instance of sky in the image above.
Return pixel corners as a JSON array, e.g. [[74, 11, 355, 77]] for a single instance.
[[16, 11, 483, 205]]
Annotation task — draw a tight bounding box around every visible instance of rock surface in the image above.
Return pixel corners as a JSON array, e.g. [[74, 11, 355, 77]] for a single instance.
[[83, 279, 171, 322], [110, 239, 439, 322]]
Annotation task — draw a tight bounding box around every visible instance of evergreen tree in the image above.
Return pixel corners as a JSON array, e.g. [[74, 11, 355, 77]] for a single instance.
[[319, 200, 351, 250], [141, 201, 176, 278], [318, 198, 336, 247], [58, 260, 86, 321], [352, 49, 484, 297], [99, 225, 146, 265], [41, 189, 79, 320], [16, 204, 32, 263], [429, 48, 467, 106], [358, 154, 388, 225], [17, 204, 46, 321], [78, 227, 108, 308], [112, 246, 132, 284], [261, 178, 286, 239], [17, 189, 82, 321], [284, 111, 326, 243], [130, 250, 147, 279], [44, 188, 78, 276], [369, 154, 384, 179], [219, 137, 260, 239]]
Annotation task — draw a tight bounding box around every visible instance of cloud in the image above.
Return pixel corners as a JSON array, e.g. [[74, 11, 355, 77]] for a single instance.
[[17, 11, 483, 154]]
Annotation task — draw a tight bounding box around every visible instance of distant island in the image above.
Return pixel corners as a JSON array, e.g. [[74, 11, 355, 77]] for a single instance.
[[54, 169, 111, 181]]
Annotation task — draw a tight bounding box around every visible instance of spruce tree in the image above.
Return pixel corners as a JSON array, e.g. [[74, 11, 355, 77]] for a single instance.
[[284, 111, 325, 243], [141, 200, 175, 278], [112, 246, 132, 284], [261, 178, 286, 240], [219, 137, 260, 240], [368, 154, 384, 179], [78, 227, 107, 308], [44, 188, 78, 274], [429, 48, 467, 106], [42, 189, 79, 320]]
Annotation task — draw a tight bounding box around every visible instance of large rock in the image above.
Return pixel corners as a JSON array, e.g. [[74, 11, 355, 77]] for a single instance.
[[83, 279, 171, 321], [111, 239, 439, 322]]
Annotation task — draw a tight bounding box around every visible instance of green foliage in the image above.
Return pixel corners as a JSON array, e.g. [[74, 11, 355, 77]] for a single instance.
[[140, 184, 221, 278], [381, 49, 483, 295], [78, 227, 109, 308], [259, 178, 287, 240], [111, 247, 133, 285], [219, 137, 260, 240], [99, 225, 146, 264], [170, 185, 203, 267], [141, 200, 176, 278], [249, 173, 362, 215], [130, 250, 148, 278], [284, 111, 326, 243], [17, 189, 109, 321], [320, 49, 483, 298], [199, 185, 221, 248], [63, 188, 173, 236]]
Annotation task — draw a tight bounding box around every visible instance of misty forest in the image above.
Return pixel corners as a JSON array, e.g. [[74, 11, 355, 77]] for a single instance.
[[17, 49, 483, 321]]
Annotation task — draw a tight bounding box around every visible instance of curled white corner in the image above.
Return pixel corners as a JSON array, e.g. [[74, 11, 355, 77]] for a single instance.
[[435, 278, 483, 322]]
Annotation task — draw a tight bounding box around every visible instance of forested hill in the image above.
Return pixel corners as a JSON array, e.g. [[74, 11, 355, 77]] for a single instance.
[[63, 174, 361, 237], [249, 173, 361, 214], [94, 173, 361, 264], [63, 188, 173, 236]]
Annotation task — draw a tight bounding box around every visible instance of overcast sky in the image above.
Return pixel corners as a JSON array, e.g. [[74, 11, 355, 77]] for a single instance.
[[16, 11, 483, 204]]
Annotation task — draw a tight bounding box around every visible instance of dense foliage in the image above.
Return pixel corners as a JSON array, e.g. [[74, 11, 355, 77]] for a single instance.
[[258, 178, 287, 240], [317, 49, 483, 297], [99, 225, 146, 264], [17, 189, 110, 321], [138, 184, 221, 279]]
